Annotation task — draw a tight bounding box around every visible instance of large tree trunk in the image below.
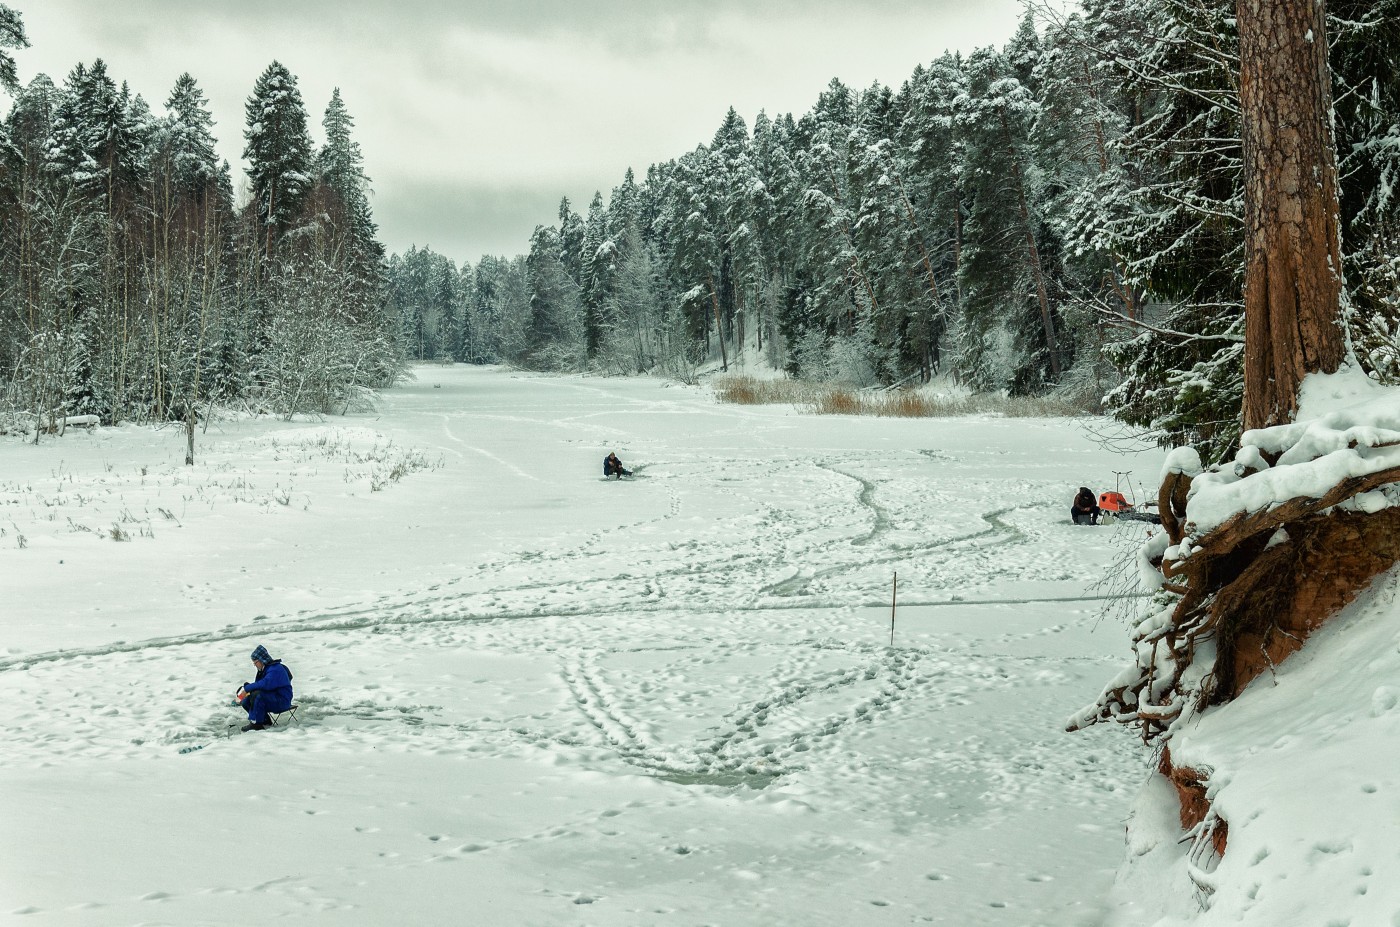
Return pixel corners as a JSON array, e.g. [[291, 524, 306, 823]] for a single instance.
[[1238, 0, 1345, 431], [1074, 2, 1396, 898]]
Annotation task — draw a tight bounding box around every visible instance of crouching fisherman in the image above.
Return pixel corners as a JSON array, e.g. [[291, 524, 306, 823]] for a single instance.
[[1071, 487, 1101, 525], [603, 452, 632, 479], [236, 645, 293, 732]]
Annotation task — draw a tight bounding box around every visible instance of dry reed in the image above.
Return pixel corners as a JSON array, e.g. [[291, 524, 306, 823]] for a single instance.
[[713, 374, 1092, 418]]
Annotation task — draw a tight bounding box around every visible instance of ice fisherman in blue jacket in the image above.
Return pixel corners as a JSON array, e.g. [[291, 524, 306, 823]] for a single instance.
[[236, 645, 293, 732]]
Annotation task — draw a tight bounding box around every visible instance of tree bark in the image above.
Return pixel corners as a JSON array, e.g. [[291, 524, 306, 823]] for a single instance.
[[1238, 0, 1345, 431]]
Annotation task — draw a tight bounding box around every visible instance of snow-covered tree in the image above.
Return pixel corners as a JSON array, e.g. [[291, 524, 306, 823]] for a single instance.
[[243, 61, 313, 255], [316, 87, 380, 270], [0, 3, 27, 96], [954, 47, 1063, 391], [524, 225, 585, 370], [1073, 7, 1400, 902]]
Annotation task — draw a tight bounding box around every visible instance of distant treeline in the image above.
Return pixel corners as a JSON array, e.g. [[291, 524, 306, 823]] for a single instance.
[[390, 1, 1400, 460], [0, 4, 403, 430]]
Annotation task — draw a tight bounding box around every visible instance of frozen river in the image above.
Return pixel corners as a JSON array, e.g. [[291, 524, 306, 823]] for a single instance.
[[1, 365, 1160, 925]]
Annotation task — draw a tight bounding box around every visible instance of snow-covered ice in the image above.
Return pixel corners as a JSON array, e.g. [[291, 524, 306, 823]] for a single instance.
[[1, 365, 1162, 925]]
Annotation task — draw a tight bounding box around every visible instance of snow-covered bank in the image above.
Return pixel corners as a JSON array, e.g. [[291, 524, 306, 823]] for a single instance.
[[2, 365, 1158, 925], [1110, 566, 1400, 926], [1093, 369, 1400, 926]]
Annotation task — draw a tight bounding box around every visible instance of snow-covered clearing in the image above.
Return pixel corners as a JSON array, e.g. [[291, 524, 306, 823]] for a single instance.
[[1, 365, 1160, 926]]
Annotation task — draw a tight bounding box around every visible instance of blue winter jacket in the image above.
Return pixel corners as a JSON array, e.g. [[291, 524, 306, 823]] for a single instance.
[[244, 660, 294, 713]]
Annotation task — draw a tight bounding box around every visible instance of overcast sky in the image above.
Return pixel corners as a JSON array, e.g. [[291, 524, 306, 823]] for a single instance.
[[11, 0, 1023, 263]]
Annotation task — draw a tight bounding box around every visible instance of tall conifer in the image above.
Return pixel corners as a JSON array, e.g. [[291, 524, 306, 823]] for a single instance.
[[243, 61, 313, 255]]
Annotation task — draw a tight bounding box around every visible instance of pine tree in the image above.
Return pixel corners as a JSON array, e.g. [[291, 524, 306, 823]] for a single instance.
[[663, 148, 729, 369], [579, 191, 610, 358], [849, 135, 946, 382], [748, 111, 807, 368], [954, 47, 1064, 391], [1238, 0, 1343, 429], [1, 73, 60, 362], [727, 111, 786, 361], [795, 80, 876, 348]]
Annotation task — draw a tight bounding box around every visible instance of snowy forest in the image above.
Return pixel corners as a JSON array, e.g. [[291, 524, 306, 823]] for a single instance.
[[389, 1, 1400, 462], [2, 1, 1400, 461], [0, 10, 402, 438]]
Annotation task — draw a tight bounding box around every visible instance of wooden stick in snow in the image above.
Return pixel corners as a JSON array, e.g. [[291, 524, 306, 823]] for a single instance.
[[889, 572, 898, 647]]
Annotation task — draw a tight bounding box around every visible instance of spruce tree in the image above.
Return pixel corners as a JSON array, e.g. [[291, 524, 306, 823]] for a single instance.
[[317, 87, 379, 263], [46, 60, 145, 209], [556, 197, 585, 286], [472, 255, 505, 362], [580, 191, 610, 358], [162, 74, 220, 202], [0, 3, 27, 95], [243, 61, 313, 255], [1330, 2, 1400, 381], [1085, 0, 1245, 460]]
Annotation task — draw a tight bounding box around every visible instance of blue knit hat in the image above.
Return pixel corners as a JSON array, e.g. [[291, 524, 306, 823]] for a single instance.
[[250, 645, 273, 664]]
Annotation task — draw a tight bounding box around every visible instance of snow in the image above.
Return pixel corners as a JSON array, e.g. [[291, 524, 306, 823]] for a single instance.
[[1087, 367, 1400, 925], [1182, 367, 1400, 536], [1109, 565, 1400, 927], [0, 365, 1162, 925], [1161, 446, 1203, 482]]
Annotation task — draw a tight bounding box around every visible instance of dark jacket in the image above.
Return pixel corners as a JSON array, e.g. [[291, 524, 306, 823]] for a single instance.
[[604, 455, 624, 476], [1073, 488, 1098, 512], [244, 660, 294, 713]]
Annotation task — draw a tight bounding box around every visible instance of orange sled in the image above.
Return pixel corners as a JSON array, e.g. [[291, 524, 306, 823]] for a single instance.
[[1098, 490, 1161, 524]]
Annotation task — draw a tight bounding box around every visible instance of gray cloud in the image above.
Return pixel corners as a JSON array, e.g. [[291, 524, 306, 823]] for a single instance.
[[377, 179, 578, 261], [10, 0, 1023, 263]]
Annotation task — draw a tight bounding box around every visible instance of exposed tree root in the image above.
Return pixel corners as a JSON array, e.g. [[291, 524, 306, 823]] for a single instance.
[[1073, 454, 1400, 867]]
